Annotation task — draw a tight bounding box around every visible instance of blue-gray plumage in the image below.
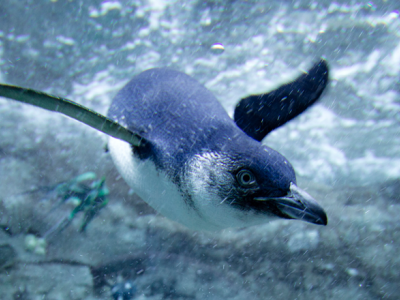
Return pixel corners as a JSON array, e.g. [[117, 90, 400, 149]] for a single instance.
[[0, 59, 328, 231], [106, 60, 328, 230]]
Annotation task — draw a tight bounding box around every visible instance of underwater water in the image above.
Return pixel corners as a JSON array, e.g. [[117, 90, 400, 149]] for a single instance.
[[0, 0, 400, 299]]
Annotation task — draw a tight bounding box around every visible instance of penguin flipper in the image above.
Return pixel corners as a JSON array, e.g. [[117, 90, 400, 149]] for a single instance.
[[0, 84, 142, 146], [234, 59, 329, 142]]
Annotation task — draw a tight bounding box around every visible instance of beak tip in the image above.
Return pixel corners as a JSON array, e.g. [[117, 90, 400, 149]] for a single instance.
[[287, 183, 328, 226], [306, 206, 328, 226], [316, 204, 328, 226], [319, 214, 328, 226], [322, 214, 328, 226]]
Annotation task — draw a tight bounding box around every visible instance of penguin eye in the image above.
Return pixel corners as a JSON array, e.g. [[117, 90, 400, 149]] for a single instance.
[[236, 169, 256, 187]]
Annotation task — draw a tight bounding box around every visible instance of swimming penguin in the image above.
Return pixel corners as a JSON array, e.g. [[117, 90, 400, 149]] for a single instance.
[[0, 59, 329, 231]]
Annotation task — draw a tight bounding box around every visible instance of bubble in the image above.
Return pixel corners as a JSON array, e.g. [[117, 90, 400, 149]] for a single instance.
[[389, 10, 399, 19], [210, 43, 225, 55]]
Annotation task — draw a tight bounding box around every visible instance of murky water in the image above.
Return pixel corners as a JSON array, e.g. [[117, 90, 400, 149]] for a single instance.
[[0, 1, 399, 299]]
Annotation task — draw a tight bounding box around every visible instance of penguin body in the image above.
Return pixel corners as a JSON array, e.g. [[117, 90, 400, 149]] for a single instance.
[[107, 66, 327, 230], [0, 60, 329, 231]]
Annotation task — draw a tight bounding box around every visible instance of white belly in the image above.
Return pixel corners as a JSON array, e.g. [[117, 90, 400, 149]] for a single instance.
[[108, 137, 218, 230]]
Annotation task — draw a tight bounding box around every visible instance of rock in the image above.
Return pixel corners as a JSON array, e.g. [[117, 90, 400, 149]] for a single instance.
[[0, 264, 93, 300], [0, 244, 17, 269], [287, 230, 320, 253]]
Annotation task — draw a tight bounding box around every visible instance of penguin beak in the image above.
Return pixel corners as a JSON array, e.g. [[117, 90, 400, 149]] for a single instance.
[[254, 182, 328, 225]]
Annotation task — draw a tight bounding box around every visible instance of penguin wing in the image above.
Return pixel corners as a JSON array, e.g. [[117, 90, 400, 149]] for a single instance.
[[234, 59, 329, 142], [0, 84, 142, 146]]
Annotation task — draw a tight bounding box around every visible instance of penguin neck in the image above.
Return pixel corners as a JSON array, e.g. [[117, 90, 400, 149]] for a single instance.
[[108, 136, 224, 231]]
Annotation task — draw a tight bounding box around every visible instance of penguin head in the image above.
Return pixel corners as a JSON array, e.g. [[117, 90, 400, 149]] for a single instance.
[[184, 138, 327, 230]]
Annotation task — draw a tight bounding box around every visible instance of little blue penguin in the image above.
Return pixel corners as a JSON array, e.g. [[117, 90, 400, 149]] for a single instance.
[[0, 59, 329, 231]]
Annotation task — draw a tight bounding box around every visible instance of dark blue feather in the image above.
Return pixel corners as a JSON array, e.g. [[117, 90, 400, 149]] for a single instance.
[[234, 59, 329, 141]]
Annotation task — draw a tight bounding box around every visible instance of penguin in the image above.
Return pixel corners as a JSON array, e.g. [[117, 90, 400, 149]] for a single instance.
[[0, 59, 329, 231]]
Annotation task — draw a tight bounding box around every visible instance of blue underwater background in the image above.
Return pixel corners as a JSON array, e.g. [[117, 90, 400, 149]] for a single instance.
[[0, 0, 400, 299]]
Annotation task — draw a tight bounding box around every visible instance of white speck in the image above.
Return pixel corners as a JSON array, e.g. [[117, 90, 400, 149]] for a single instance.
[[200, 8, 212, 26], [124, 282, 132, 289], [322, 263, 335, 271], [15, 35, 30, 43], [210, 43, 225, 54], [56, 36, 75, 46], [388, 10, 399, 19], [135, 8, 146, 18], [138, 27, 151, 37], [346, 268, 359, 277], [89, 1, 122, 18], [101, 1, 122, 12]]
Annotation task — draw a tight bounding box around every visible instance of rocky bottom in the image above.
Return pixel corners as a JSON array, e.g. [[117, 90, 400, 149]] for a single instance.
[[1, 177, 399, 300]]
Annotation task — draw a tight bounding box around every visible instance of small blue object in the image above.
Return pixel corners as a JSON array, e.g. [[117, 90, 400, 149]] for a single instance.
[[42, 173, 109, 238], [111, 281, 136, 300]]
